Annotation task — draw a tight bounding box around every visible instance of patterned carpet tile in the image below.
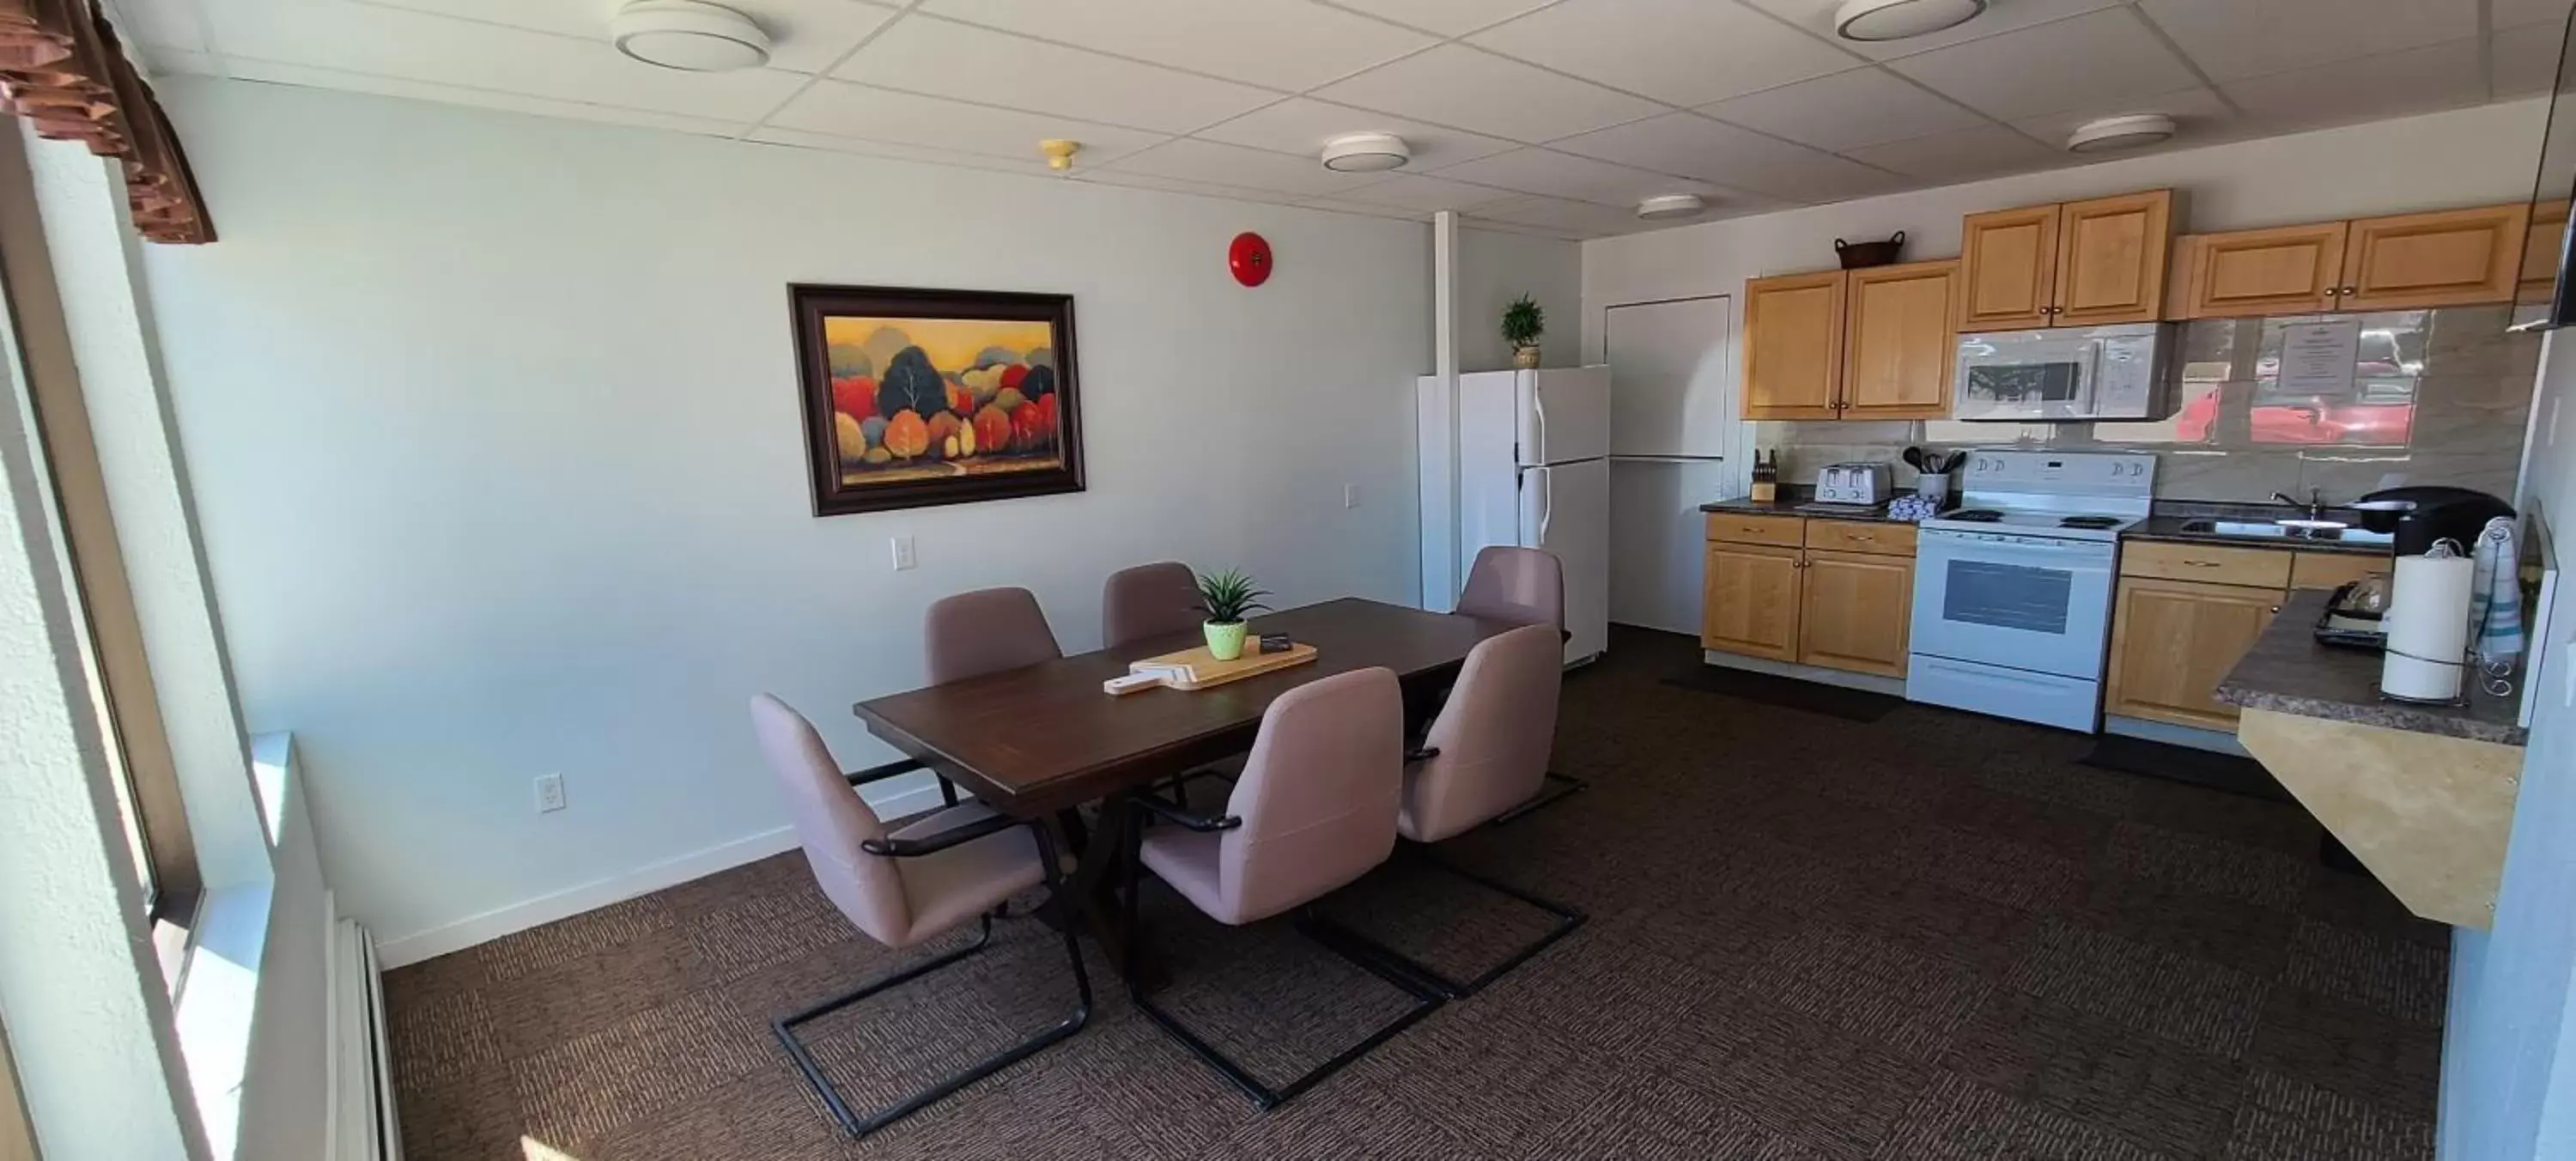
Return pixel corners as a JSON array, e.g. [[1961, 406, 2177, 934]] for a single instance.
[[685, 881, 863, 981], [1941, 991, 2248, 1158], [2222, 1069, 2435, 1161], [477, 893, 674, 982], [2282, 918, 2448, 1025], [1875, 1072, 2175, 1160], [511, 989, 771, 1149], [2241, 987, 2443, 1118], [2105, 823, 2310, 910], [1673, 1000, 1941, 1155], [2060, 871, 2300, 978], [2007, 921, 2271, 1060], [1888, 824, 2082, 913], [1742, 924, 1992, 1061], [1973, 757, 2142, 817]]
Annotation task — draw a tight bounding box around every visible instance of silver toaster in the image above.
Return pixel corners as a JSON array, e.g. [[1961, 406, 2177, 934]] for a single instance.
[[1814, 462, 1892, 506]]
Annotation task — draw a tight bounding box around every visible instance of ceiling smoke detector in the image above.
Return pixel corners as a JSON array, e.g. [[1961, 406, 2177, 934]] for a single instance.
[[1321, 132, 1411, 173], [1832, 0, 1986, 40], [611, 0, 770, 71], [2067, 113, 2177, 154], [1636, 194, 1706, 222]]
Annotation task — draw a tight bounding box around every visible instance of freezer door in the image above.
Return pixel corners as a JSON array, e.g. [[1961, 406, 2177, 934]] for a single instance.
[[1516, 368, 1613, 466], [1519, 458, 1611, 664], [1605, 296, 1731, 459]]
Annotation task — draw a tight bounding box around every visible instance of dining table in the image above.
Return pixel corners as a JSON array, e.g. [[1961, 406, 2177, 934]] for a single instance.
[[852, 596, 1521, 979]]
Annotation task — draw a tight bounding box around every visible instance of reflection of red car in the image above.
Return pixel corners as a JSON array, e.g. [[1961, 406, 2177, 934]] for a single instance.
[[2172, 388, 2415, 445]]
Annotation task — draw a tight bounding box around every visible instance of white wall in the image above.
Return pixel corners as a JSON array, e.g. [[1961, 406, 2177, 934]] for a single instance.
[[138, 77, 1432, 959], [1455, 227, 1579, 374]]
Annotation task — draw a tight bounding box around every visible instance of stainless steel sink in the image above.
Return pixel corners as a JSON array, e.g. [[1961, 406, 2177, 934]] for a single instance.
[[2178, 519, 2393, 545]]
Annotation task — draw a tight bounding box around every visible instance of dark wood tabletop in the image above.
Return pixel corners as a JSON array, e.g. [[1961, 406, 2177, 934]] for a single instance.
[[854, 597, 1518, 817]]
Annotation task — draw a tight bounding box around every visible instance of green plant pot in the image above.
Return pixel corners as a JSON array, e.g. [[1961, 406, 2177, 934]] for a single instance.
[[1204, 621, 1248, 661]]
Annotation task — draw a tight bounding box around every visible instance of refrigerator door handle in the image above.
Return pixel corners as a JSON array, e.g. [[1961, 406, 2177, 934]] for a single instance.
[[1530, 383, 1548, 465], [1538, 468, 1554, 546]]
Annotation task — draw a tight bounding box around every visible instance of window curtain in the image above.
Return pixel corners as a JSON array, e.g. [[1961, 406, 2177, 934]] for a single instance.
[[0, 0, 211, 243]]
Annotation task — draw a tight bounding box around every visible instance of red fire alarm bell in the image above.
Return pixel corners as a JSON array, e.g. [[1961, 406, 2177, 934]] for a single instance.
[[1229, 231, 1273, 287]]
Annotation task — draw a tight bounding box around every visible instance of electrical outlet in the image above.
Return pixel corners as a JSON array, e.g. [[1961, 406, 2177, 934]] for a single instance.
[[890, 534, 916, 571], [1344, 483, 1359, 509], [535, 773, 566, 813]]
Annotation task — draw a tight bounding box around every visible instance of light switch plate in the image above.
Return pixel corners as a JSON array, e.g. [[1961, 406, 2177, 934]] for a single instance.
[[891, 535, 916, 571], [535, 773, 566, 813]]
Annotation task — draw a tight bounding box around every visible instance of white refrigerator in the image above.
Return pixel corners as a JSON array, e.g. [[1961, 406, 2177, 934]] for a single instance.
[[1417, 368, 1612, 666]]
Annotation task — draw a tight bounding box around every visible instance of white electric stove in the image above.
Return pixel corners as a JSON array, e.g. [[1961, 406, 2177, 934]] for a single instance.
[[1907, 451, 2157, 732]]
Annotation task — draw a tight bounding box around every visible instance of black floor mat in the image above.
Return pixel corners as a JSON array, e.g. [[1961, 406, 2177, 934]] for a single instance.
[[2080, 733, 2291, 801], [1661, 665, 1900, 723]]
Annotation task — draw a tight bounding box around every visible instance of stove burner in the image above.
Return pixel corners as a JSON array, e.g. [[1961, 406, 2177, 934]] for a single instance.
[[2060, 515, 2122, 530], [1945, 508, 2003, 522]]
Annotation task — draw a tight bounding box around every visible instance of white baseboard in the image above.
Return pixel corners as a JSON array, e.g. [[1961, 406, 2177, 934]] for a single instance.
[[374, 781, 949, 969]]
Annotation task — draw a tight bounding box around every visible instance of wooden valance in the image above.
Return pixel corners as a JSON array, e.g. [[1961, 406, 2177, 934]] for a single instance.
[[0, 0, 211, 243]]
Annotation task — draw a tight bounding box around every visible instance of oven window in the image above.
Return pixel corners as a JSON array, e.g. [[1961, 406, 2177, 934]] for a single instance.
[[1942, 561, 2073, 634], [1965, 362, 2082, 404]]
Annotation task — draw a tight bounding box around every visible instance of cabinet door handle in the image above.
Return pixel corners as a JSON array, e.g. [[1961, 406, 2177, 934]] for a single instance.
[[2183, 560, 2222, 568]]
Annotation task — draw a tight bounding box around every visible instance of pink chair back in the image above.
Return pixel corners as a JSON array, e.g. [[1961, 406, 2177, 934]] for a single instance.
[[1103, 562, 1201, 648], [1217, 667, 1404, 922], [1403, 624, 1562, 842], [926, 587, 1062, 684], [1456, 546, 1564, 630], [749, 694, 910, 945]]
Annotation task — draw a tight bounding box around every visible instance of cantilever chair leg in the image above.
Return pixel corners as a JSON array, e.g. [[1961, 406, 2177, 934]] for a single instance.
[[775, 824, 1092, 1140], [1303, 843, 1584, 1000], [1492, 771, 1587, 824]]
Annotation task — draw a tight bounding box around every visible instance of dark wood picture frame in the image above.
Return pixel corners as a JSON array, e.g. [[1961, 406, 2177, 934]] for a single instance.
[[790, 283, 1084, 516]]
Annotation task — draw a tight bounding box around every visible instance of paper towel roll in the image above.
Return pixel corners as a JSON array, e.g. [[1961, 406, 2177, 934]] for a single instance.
[[2382, 547, 2473, 702]]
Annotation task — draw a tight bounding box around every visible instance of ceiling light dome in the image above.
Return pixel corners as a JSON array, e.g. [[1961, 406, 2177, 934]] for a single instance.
[[1636, 194, 1706, 222], [1833, 0, 1986, 40], [2067, 113, 2177, 153], [1321, 133, 1411, 173], [611, 0, 770, 72]]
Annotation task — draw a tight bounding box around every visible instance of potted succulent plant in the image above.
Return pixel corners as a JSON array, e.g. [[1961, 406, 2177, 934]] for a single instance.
[[1502, 294, 1544, 369], [1193, 568, 1271, 661]]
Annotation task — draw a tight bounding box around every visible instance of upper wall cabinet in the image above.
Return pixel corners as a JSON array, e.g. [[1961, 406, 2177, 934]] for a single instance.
[[1958, 189, 2171, 331], [2523, 199, 2570, 296], [1744, 261, 1956, 421], [2174, 203, 2530, 318]]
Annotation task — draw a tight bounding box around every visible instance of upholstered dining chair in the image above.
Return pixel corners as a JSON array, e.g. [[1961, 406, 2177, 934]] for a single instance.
[[1102, 561, 1203, 648], [1305, 623, 1584, 999], [1118, 666, 1443, 1109], [750, 694, 1091, 1139], [1447, 547, 1585, 820], [857, 587, 1070, 809]]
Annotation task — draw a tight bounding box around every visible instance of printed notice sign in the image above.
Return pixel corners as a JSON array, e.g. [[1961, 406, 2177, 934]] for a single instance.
[[2276, 319, 2360, 398]]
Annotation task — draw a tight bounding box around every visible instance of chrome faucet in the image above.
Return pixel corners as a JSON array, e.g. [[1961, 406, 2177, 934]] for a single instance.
[[2273, 488, 2329, 521]]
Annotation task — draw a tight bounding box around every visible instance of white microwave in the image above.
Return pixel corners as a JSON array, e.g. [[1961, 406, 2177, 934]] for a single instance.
[[1953, 322, 2172, 422]]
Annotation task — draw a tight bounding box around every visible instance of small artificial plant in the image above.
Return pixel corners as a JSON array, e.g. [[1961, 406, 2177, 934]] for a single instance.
[[1500, 294, 1545, 350], [1193, 568, 1271, 626]]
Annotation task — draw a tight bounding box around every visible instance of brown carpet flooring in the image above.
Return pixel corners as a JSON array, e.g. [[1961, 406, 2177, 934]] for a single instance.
[[386, 625, 2448, 1160]]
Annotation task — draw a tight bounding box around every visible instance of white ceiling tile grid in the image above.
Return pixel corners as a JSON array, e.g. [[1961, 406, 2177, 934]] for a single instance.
[[1886, 8, 2202, 121], [1464, 0, 1862, 107], [2138, 0, 2478, 85], [764, 80, 1170, 165], [918, 0, 1439, 91], [1549, 112, 1903, 203], [1308, 43, 1666, 142], [1190, 97, 1518, 170], [1741, 0, 2125, 63], [833, 15, 1278, 134], [1699, 67, 1984, 153]]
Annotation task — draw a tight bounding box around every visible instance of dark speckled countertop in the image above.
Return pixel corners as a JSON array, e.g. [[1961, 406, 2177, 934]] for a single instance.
[[2215, 589, 2526, 746], [1700, 486, 1912, 524], [2125, 505, 2395, 557]]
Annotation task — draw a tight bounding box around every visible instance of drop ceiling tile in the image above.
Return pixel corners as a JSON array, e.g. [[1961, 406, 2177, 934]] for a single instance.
[[347, 0, 901, 74], [1193, 97, 1516, 169], [2137, 0, 2476, 84], [1887, 8, 2200, 121], [197, 0, 810, 119], [1321, 173, 1527, 212], [1310, 44, 1666, 142], [2004, 86, 2233, 152], [1549, 111, 1898, 202], [917, 0, 1437, 91], [1070, 168, 1313, 204], [1322, 0, 1564, 36], [2219, 37, 2488, 136], [227, 56, 755, 137], [2494, 0, 2576, 32], [1467, 193, 1653, 237], [1742, 0, 2125, 62], [766, 80, 1170, 165], [835, 15, 1277, 133], [1296, 196, 1437, 223], [1843, 123, 2059, 183], [1427, 147, 1715, 205], [2495, 27, 2566, 98], [1466, 0, 1859, 106], [745, 127, 1066, 175], [1098, 137, 1394, 197], [1699, 66, 1984, 152]]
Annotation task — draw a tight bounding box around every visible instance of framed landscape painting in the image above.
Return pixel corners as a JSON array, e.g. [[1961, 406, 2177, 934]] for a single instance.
[[790, 283, 1084, 516]]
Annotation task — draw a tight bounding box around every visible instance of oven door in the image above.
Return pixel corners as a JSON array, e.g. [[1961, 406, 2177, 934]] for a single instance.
[[1953, 333, 2101, 421], [1909, 528, 2116, 678]]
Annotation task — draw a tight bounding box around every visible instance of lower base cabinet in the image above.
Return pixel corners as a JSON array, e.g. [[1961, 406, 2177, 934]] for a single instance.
[[1703, 515, 1914, 678], [1702, 541, 1801, 661], [1799, 550, 1913, 678], [2105, 576, 2281, 731]]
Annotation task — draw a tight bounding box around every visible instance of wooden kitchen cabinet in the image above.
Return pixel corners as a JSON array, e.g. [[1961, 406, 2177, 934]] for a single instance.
[[2523, 198, 2569, 295], [2105, 575, 2282, 731], [1743, 270, 1844, 419], [1799, 549, 1913, 677], [1703, 541, 1803, 660], [1959, 190, 2170, 331], [2340, 204, 2530, 311], [2177, 222, 2348, 319], [1841, 260, 1958, 420]]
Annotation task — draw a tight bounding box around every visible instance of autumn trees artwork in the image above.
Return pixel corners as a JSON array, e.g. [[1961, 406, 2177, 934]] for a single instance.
[[791, 285, 1084, 515]]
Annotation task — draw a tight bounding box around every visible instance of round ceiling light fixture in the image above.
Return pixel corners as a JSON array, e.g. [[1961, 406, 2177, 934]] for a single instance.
[[1321, 132, 1411, 173], [2067, 112, 2177, 154], [611, 0, 771, 71], [1636, 194, 1706, 222], [1832, 0, 1986, 40]]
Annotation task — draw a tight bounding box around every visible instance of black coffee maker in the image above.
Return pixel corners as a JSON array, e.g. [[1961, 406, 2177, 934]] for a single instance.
[[2355, 485, 2515, 556]]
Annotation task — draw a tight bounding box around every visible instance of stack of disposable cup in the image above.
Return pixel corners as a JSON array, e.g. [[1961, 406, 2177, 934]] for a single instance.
[[2381, 541, 2473, 703]]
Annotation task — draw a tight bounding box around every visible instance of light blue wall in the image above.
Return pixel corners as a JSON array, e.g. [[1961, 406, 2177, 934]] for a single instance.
[[2441, 331, 2576, 1158]]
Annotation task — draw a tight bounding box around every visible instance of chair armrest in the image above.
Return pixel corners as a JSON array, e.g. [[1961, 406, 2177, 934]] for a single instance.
[[845, 757, 928, 787], [1131, 793, 1242, 833], [860, 811, 1020, 858], [1406, 745, 1441, 763]]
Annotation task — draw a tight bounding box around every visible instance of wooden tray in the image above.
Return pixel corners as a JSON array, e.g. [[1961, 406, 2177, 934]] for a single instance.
[[1124, 640, 1316, 691]]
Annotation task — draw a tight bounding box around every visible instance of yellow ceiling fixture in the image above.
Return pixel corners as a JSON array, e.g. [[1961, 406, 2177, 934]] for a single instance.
[[1040, 140, 1081, 172]]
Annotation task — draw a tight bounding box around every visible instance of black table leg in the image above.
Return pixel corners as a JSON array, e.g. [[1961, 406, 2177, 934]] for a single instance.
[[1061, 791, 1166, 989]]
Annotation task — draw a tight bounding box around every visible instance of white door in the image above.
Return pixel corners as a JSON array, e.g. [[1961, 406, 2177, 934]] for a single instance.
[[1521, 458, 1611, 663], [1516, 368, 1613, 465], [1605, 296, 1732, 459]]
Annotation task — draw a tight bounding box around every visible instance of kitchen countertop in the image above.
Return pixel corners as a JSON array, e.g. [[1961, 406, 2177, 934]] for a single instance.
[[1701, 488, 1911, 524], [2215, 589, 2526, 746], [2124, 510, 2393, 557]]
